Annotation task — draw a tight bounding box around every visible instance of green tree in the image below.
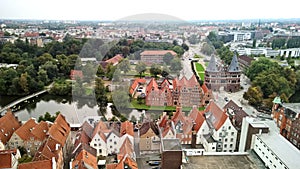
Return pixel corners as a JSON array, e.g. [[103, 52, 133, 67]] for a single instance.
[[118, 59, 130, 74], [150, 64, 162, 77], [252, 39, 257, 48], [82, 62, 97, 83], [96, 65, 105, 77], [172, 46, 184, 56], [163, 52, 174, 65], [170, 58, 182, 73], [243, 86, 263, 107], [19, 73, 29, 94], [272, 38, 286, 49], [201, 43, 215, 56], [135, 62, 147, 78], [95, 78, 108, 114]]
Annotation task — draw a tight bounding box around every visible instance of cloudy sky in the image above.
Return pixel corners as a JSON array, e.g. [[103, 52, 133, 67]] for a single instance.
[[0, 0, 299, 21]]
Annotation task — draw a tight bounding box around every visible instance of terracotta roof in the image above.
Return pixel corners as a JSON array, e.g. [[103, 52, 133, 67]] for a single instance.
[[74, 130, 91, 148], [140, 50, 177, 56], [106, 163, 118, 169], [0, 153, 11, 168], [120, 121, 134, 137], [47, 114, 70, 146], [31, 121, 49, 141], [81, 121, 93, 139], [72, 148, 97, 169], [161, 122, 175, 138], [18, 159, 53, 169], [14, 119, 38, 141], [238, 55, 254, 65], [146, 78, 159, 95], [223, 100, 248, 128], [105, 54, 123, 64], [0, 111, 21, 144], [119, 137, 134, 158], [139, 121, 159, 136], [92, 121, 108, 138], [129, 78, 146, 95], [158, 115, 168, 128], [205, 101, 228, 130], [172, 107, 185, 126]]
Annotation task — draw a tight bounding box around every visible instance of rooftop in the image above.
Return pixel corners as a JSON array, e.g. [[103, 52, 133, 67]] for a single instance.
[[161, 138, 182, 151]]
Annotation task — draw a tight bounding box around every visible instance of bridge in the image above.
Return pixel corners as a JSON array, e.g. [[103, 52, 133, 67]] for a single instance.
[[0, 90, 49, 114], [0, 83, 53, 115]]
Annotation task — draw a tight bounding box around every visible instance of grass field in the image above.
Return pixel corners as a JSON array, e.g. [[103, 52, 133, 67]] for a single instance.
[[194, 62, 205, 80], [130, 99, 205, 112]]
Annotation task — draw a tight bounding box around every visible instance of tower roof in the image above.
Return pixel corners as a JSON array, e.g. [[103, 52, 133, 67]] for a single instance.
[[228, 54, 240, 72], [206, 55, 218, 72]]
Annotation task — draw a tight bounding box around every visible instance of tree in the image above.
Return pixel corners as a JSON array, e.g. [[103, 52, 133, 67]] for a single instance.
[[201, 43, 215, 56], [38, 112, 58, 122], [150, 64, 162, 77], [188, 34, 200, 44], [82, 62, 97, 83], [95, 78, 108, 114], [170, 58, 182, 73], [96, 65, 105, 77], [37, 69, 49, 85], [161, 64, 170, 78], [181, 43, 189, 51], [163, 52, 174, 65], [243, 86, 263, 107], [135, 62, 147, 78], [207, 31, 218, 42], [272, 38, 286, 49], [19, 73, 29, 94], [172, 46, 184, 56], [118, 59, 130, 74]]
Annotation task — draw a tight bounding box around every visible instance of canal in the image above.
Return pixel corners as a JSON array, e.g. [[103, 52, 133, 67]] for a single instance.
[[0, 94, 145, 124]]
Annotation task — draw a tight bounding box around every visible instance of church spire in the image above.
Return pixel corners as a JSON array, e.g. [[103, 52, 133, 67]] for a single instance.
[[206, 55, 218, 72], [228, 54, 240, 72]]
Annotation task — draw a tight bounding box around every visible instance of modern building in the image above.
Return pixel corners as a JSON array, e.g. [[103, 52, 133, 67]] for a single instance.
[[205, 54, 241, 92], [160, 139, 182, 169], [140, 50, 177, 64], [272, 97, 300, 149], [239, 116, 300, 169]]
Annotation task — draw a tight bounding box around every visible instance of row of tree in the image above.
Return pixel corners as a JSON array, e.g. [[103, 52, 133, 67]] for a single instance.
[[271, 37, 300, 49], [243, 58, 300, 108]]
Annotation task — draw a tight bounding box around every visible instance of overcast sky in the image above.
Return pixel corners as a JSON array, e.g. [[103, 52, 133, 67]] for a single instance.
[[0, 0, 299, 21]]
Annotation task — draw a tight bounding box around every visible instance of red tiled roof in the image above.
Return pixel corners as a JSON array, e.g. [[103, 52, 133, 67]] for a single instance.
[[140, 50, 177, 56], [0, 153, 11, 168], [172, 107, 185, 125], [31, 121, 49, 141], [139, 121, 159, 136], [105, 54, 123, 64], [205, 101, 228, 130], [189, 106, 206, 132], [18, 159, 53, 169], [72, 149, 97, 169], [159, 115, 168, 128], [48, 114, 70, 146], [146, 78, 159, 95], [81, 121, 94, 139], [119, 137, 134, 158], [130, 78, 146, 95], [14, 119, 38, 141], [92, 121, 109, 138], [0, 111, 21, 144], [120, 121, 134, 137]]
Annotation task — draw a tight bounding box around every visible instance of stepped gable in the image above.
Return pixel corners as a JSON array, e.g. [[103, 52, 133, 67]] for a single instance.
[[204, 101, 228, 130], [118, 137, 134, 158], [206, 55, 218, 72], [0, 111, 21, 144], [146, 78, 159, 94], [228, 54, 240, 72], [14, 119, 38, 141], [172, 106, 185, 125]]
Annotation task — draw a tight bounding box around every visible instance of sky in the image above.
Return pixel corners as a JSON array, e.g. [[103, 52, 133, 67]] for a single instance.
[[0, 0, 300, 21]]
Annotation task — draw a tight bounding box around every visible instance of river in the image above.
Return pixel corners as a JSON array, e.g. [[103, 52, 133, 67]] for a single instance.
[[0, 94, 145, 124]]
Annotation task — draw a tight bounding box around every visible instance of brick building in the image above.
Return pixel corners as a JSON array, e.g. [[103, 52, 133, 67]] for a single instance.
[[272, 96, 300, 149], [205, 55, 241, 92], [140, 50, 177, 64], [145, 75, 209, 107]]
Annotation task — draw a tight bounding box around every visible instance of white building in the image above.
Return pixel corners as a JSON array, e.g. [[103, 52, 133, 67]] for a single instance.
[[90, 132, 107, 156], [279, 48, 300, 58]]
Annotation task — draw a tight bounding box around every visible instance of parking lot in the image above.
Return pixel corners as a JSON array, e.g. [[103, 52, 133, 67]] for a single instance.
[[183, 155, 261, 169]]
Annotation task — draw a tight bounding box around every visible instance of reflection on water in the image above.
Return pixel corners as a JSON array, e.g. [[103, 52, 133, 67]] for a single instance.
[[0, 94, 99, 124]]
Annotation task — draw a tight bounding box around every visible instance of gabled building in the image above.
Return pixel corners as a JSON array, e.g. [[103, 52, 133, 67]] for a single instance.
[[0, 111, 21, 146], [18, 159, 56, 169], [140, 50, 177, 64], [272, 97, 300, 149], [71, 143, 97, 169], [203, 101, 238, 152], [205, 54, 241, 92], [145, 75, 206, 107], [0, 149, 21, 169], [8, 119, 49, 156], [33, 114, 71, 169], [139, 121, 160, 152]]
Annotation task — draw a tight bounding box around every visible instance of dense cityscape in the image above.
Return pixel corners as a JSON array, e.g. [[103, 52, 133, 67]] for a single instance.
[[0, 14, 300, 169]]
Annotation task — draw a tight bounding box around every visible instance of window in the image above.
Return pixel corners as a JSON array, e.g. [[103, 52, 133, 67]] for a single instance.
[[110, 139, 112, 142], [230, 138, 234, 142], [98, 143, 101, 146], [110, 146, 112, 149], [228, 126, 231, 130], [99, 149, 102, 153], [224, 144, 227, 148], [94, 144, 97, 147], [230, 144, 233, 148], [225, 138, 227, 142], [231, 132, 234, 136], [114, 141, 117, 145]]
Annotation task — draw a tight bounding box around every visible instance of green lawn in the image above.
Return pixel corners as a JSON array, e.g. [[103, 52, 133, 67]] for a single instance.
[[130, 99, 204, 112], [195, 62, 205, 72]]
